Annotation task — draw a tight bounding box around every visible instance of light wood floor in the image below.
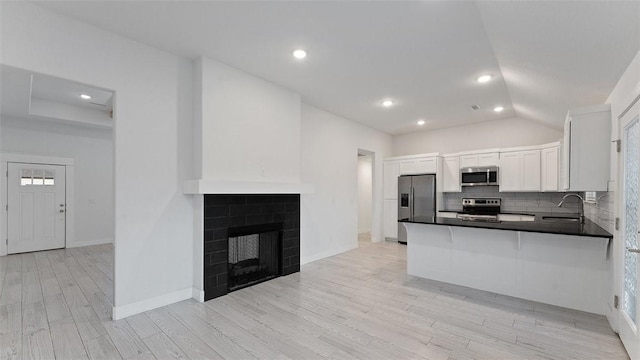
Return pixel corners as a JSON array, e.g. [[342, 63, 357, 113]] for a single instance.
[[0, 237, 630, 360]]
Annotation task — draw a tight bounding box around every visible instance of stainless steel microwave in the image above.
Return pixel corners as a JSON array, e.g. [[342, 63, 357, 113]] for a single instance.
[[460, 166, 499, 186]]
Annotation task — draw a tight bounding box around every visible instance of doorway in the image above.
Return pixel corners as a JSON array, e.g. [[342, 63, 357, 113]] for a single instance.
[[7, 162, 67, 253], [617, 93, 640, 359], [357, 150, 373, 243], [0, 65, 116, 320]]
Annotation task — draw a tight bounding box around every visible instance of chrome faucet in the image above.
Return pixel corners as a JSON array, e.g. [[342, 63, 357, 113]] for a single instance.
[[557, 193, 585, 224]]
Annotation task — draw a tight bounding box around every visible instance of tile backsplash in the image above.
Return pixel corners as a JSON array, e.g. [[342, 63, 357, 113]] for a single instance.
[[443, 186, 582, 214], [583, 191, 614, 233]]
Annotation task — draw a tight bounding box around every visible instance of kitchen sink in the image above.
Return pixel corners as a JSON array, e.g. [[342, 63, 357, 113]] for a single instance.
[[541, 216, 581, 222]]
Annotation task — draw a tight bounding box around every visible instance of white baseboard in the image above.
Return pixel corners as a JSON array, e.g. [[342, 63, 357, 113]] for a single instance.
[[192, 288, 204, 302], [112, 287, 192, 320], [301, 242, 358, 265], [67, 237, 113, 248]]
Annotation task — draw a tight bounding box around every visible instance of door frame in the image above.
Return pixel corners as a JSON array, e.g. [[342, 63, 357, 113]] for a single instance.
[[357, 148, 382, 242], [1, 152, 74, 256], [615, 90, 640, 358]]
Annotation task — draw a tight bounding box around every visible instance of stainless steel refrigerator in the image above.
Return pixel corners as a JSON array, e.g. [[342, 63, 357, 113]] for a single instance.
[[398, 174, 436, 244]]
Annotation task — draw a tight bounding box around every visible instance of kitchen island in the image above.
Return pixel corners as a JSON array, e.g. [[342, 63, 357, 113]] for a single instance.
[[400, 214, 613, 314]]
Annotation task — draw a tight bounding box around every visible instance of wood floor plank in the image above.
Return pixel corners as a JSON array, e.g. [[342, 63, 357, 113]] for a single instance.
[[125, 314, 161, 339], [39, 271, 63, 298], [43, 294, 72, 324], [70, 305, 107, 342], [22, 329, 55, 360], [142, 333, 187, 360], [21, 271, 43, 305], [0, 272, 22, 306], [103, 320, 149, 359], [84, 335, 122, 360], [49, 317, 88, 360], [0, 331, 22, 360], [86, 292, 112, 321], [60, 285, 90, 310], [0, 303, 22, 336], [22, 302, 49, 335], [164, 303, 258, 360]]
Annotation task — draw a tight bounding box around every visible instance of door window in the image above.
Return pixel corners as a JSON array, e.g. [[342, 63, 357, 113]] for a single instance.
[[20, 168, 55, 186], [624, 117, 639, 325]]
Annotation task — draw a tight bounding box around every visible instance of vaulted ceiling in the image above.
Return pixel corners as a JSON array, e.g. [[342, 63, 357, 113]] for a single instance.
[[30, 1, 640, 135]]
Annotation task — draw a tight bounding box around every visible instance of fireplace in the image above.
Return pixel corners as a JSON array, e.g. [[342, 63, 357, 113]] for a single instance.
[[203, 194, 300, 301], [227, 222, 282, 291]]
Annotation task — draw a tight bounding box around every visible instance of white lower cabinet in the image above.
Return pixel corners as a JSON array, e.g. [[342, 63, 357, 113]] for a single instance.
[[500, 150, 541, 192], [406, 224, 609, 314], [384, 199, 398, 239]]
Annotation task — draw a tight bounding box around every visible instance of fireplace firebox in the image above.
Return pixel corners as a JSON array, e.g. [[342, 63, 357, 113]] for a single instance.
[[227, 223, 282, 291]]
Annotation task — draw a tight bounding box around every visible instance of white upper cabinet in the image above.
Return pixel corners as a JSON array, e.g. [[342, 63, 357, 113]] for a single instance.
[[541, 144, 559, 192], [499, 150, 541, 192], [499, 152, 521, 191], [561, 104, 611, 191], [443, 156, 461, 192], [478, 153, 500, 166], [383, 161, 400, 199], [399, 160, 417, 175], [521, 150, 541, 191], [399, 156, 438, 175], [417, 157, 438, 173], [459, 152, 499, 168], [459, 155, 479, 168]]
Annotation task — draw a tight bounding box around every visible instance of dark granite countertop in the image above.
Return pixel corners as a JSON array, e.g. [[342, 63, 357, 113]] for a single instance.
[[400, 212, 612, 239]]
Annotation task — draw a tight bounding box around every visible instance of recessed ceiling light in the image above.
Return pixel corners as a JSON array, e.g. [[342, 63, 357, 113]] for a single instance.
[[417, 120, 426, 126], [382, 100, 394, 107], [494, 105, 504, 112], [293, 49, 307, 59], [80, 94, 92, 100], [477, 74, 492, 83]]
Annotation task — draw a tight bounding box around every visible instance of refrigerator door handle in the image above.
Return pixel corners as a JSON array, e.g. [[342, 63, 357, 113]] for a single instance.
[[409, 187, 414, 218]]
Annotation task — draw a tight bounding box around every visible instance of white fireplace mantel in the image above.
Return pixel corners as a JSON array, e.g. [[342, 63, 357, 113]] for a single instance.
[[183, 179, 314, 195]]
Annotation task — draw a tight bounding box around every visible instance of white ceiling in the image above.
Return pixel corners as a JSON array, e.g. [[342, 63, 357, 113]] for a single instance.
[[31, 1, 640, 135]]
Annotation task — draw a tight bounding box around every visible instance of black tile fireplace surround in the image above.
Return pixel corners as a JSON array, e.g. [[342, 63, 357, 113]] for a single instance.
[[203, 194, 300, 301]]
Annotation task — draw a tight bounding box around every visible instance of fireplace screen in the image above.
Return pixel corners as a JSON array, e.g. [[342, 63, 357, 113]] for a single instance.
[[227, 224, 281, 291]]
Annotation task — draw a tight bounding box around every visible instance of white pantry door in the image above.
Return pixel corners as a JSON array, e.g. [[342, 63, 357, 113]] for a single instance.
[[7, 162, 66, 254], [619, 96, 640, 360]]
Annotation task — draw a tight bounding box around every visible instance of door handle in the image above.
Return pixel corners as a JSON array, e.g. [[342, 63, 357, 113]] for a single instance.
[[627, 247, 640, 253], [59, 210, 65, 213]]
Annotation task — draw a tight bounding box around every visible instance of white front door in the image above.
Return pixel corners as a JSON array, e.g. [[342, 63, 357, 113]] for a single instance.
[[619, 97, 640, 360], [7, 162, 66, 254]]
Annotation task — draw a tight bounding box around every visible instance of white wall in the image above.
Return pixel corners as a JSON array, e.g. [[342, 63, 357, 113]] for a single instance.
[[197, 57, 301, 182], [357, 155, 372, 234], [1, 2, 194, 318], [393, 117, 562, 155], [1, 117, 114, 247], [603, 49, 640, 331], [301, 104, 393, 263]]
